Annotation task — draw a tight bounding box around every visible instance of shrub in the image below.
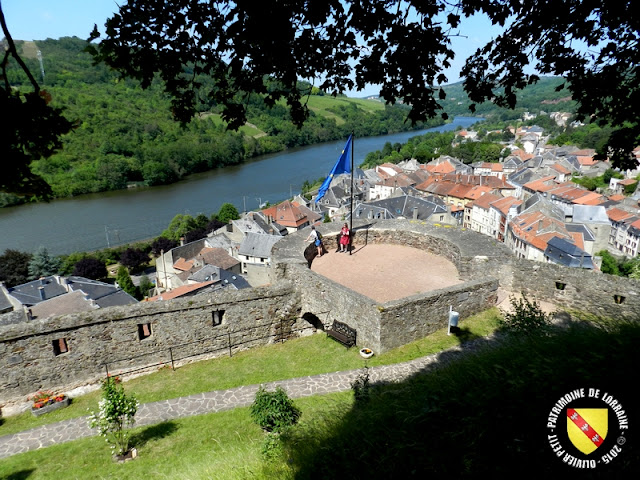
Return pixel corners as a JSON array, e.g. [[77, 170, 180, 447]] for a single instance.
[[250, 386, 301, 433], [351, 366, 371, 405], [88, 376, 138, 456], [499, 293, 552, 335]]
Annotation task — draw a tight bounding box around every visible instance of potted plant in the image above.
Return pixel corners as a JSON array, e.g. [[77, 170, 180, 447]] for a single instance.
[[359, 348, 374, 359], [29, 390, 71, 416]]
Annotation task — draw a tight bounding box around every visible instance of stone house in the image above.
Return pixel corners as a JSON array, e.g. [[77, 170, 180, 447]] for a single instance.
[[466, 192, 503, 235], [155, 237, 241, 291]]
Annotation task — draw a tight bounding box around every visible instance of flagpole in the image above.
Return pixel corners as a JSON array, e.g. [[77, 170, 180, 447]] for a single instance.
[[349, 131, 354, 255]]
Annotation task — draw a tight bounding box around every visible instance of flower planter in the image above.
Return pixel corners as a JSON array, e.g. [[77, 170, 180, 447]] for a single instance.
[[31, 396, 71, 416], [359, 348, 374, 359]]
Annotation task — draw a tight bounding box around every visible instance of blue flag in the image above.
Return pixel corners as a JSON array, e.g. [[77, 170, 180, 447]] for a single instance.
[[315, 135, 353, 203]]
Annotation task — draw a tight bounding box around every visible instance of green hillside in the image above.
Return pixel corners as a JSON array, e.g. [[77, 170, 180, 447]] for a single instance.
[[441, 77, 576, 121], [3, 37, 440, 206]]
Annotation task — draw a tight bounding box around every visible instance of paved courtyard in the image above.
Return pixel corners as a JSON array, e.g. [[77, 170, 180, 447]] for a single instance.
[[311, 243, 463, 303]]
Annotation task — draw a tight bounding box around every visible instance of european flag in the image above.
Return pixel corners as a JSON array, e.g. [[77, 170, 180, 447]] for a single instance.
[[315, 135, 353, 203]]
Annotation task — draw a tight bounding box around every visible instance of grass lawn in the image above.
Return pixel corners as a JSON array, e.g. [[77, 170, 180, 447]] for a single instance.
[[0, 309, 500, 437], [0, 393, 352, 480]]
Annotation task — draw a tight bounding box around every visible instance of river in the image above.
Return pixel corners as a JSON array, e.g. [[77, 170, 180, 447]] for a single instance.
[[0, 117, 480, 255]]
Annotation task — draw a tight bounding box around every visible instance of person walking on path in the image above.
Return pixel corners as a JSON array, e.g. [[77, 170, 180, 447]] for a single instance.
[[339, 223, 350, 252], [306, 225, 324, 257]]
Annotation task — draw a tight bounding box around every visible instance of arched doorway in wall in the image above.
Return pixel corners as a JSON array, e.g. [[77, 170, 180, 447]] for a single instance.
[[302, 312, 325, 331]]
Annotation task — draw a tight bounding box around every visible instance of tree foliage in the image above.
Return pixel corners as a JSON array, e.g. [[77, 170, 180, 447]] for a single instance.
[[88, 376, 138, 456], [1, 36, 427, 205], [115, 265, 138, 299], [250, 385, 301, 433], [150, 237, 178, 257], [72, 257, 107, 280], [0, 249, 32, 287], [91, 0, 639, 168], [118, 247, 149, 273], [499, 293, 552, 336], [0, 6, 74, 200], [28, 246, 61, 279], [217, 203, 240, 224]]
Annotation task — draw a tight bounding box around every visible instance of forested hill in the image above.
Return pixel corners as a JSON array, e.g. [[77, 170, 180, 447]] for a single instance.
[[4, 37, 574, 207], [2, 37, 443, 206], [440, 77, 575, 120]]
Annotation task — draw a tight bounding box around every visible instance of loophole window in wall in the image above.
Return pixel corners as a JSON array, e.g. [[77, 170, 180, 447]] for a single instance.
[[138, 323, 152, 340], [212, 309, 225, 326], [52, 338, 69, 356]]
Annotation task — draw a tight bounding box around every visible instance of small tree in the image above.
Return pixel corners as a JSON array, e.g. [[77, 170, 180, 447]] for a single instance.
[[499, 293, 552, 335], [119, 247, 149, 273], [116, 266, 138, 298], [150, 237, 177, 257], [218, 202, 240, 224], [250, 386, 301, 433], [206, 219, 226, 234], [351, 366, 371, 405], [28, 246, 61, 279], [72, 257, 107, 280], [184, 227, 207, 243], [0, 249, 32, 287], [137, 275, 154, 299], [89, 376, 138, 456]]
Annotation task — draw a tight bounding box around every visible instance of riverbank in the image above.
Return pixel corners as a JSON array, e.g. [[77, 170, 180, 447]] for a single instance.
[[0, 117, 482, 255]]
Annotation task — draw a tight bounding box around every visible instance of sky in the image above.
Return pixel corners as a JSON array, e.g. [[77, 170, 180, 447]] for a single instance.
[[2, 0, 503, 97]]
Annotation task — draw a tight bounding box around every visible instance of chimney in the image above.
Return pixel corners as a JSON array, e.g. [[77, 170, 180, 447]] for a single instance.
[[38, 286, 45, 301], [180, 236, 185, 246], [413, 207, 419, 220]]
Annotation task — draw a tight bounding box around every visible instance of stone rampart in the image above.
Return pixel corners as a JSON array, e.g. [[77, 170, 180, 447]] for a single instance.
[[272, 220, 506, 352], [3, 219, 640, 408], [508, 259, 640, 319], [0, 283, 301, 405]]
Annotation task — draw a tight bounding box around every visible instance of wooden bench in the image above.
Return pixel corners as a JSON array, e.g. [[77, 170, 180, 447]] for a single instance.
[[327, 320, 357, 348]]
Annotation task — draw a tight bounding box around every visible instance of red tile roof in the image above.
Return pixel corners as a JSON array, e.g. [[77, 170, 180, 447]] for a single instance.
[[510, 211, 573, 252], [173, 258, 194, 271], [550, 163, 571, 175], [523, 176, 557, 193], [197, 247, 239, 270], [489, 196, 523, 215], [466, 186, 493, 200], [471, 192, 502, 210], [576, 155, 598, 166], [572, 192, 604, 205], [425, 162, 456, 174], [147, 281, 214, 301], [261, 200, 309, 228], [607, 207, 635, 223]]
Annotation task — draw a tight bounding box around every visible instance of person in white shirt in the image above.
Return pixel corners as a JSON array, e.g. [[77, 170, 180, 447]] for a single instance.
[[306, 226, 323, 257]]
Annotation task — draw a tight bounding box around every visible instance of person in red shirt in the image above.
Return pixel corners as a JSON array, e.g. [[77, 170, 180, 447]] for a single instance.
[[339, 223, 350, 253]]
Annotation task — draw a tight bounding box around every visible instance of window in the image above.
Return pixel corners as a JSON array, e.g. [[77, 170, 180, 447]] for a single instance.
[[555, 282, 566, 291], [138, 323, 152, 340], [613, 295, 625, 305], [53, 338, 68, 356], [212, 309, 225, 326]]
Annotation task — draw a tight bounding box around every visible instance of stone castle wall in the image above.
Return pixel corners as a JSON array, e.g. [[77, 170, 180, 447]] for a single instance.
[[0, 284, 302, 405], [2, 219, 640, 408]]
